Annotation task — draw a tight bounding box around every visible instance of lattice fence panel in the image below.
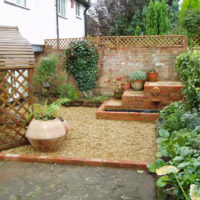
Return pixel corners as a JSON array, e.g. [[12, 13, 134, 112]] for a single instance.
[[0, 68, 32, 150], [193, 35, 200, 47], [119, 36, 186, 47], [99, 37, 117, 48], [45, 35, 188, 52]]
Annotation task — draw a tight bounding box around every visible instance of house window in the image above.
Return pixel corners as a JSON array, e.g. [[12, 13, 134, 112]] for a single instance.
[[16, 0, 26, 7], [58, 0, 66, 17], [76, 2, 81, 18], [4, 0, 26, 7]]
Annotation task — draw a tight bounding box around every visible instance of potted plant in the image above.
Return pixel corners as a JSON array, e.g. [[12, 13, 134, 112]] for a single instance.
[[25, 98, 70, 152], [112, 76, 125, 99], [147, 69, 159, 82], [130, 70, 147, 91]]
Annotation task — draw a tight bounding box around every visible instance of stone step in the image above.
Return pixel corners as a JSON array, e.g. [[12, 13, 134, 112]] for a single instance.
[[104, 99, 123, 110]]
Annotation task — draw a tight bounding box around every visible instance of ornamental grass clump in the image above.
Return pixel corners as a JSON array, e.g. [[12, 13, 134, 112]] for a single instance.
[[130, 70, 147, 81], [65, 40, 98, 92]]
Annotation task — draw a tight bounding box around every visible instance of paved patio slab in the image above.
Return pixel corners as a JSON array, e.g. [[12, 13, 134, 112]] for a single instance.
[[0, 161, 156, 200]]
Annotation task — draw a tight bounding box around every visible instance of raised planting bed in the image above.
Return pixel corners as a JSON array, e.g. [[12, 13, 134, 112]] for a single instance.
[[2, 107, 157, 166], [69, 99, 103, 107], [97, 101, 159, 122]]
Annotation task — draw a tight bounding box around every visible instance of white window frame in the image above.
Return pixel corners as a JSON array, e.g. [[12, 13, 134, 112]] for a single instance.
[[58, 0, 67, 17], [76, 1, 81, 18], [4, 0, 27, 8]]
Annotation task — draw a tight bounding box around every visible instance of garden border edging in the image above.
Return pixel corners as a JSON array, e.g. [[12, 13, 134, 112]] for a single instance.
[[0, 153, 147, 170]]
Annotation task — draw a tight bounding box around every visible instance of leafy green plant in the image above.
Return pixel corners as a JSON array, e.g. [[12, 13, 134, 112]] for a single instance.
[[57, 83, 79, 101], [130, 70, 147, 81], [179, 0, 200, 24], [181, 9, 200, 46], [65, 40, 98, 92], [34, 55, 62, 99], [148, 127, 200, 199], [190, 184, 200, 200], [93, 95, 109, 101], [25, 98, 70, 122], [157, 101, 188, 133], [176, 51, 200, 111], [156, 166, 190, 200], [147, 69, 157, 73], [134, 25, 142, 36]]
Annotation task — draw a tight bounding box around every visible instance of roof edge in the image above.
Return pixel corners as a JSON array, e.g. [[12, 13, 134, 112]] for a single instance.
[[76, 0, 90, 7]]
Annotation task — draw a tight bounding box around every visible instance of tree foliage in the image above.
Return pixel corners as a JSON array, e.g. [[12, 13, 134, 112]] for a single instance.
[[146, 0, 155, 35], [182, 9, 200, 45], [146, 0, 170, 35], [168, 0, 179, 30], [179, 0, 200, 24], [134, 25, 142, 36], [88, 0, 148, 36], [159, 0, 170, 35]]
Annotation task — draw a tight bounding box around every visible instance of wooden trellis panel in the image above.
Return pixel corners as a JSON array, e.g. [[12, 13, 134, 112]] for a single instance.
[[193, 35, 200, 47], [45, 35, 188, 51], [0, 26, 35, 150]]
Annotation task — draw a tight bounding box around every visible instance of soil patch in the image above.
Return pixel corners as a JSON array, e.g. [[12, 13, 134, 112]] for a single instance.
[[3, 107, 157, 162]]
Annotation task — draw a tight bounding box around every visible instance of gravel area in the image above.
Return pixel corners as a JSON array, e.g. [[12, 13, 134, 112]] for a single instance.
[[3, 107, 157, 162]]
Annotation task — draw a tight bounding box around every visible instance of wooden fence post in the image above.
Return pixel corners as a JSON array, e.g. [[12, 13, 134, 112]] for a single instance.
[[96, 36, 100, 50], [28, 68, 34, 106], [116, 36, 120, 51]]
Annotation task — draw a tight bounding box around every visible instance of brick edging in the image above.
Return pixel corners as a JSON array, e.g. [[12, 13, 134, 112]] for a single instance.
[[0, 153, 147, 170]]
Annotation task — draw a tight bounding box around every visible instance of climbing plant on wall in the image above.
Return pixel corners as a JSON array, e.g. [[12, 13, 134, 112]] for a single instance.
[[65, 40, 98, 92]]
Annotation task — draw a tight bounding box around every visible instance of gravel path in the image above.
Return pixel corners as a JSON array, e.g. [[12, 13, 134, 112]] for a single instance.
[[3, 107, 157, 162]]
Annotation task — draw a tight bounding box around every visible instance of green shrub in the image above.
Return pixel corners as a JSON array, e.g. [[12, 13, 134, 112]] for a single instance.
[[181, 111, 200, 130], [149, 128, 200, 200], [182, 9, 200, 46], [134, 25, 142, 36], [158, 101, 187, 133], [57, 83, 79, 101], [130, 70, 147, 81], [179, 0, 200, 24], [175, 51, 200, 111], [65, 40, 98, 92], [34, 55, 61, 99]]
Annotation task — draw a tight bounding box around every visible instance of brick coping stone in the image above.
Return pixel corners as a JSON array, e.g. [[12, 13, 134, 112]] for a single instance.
[[0, 153, 148, 170]]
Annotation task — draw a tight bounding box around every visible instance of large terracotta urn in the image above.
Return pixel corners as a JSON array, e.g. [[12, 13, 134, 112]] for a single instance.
[[26, 118, 67, 152]]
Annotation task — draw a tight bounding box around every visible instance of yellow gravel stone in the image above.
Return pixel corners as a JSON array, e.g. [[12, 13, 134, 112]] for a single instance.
[[3, 107, 157, 162]]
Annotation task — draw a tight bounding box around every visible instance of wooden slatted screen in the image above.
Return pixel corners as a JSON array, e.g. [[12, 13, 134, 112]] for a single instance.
[[0, 26, 35, 150]]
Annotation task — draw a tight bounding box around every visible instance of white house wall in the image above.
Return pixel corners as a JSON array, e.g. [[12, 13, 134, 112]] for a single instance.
[[0, 0, 86, 45]]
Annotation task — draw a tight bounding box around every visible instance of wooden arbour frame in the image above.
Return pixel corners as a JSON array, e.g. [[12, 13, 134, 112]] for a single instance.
[[0, 26, 35, 150]]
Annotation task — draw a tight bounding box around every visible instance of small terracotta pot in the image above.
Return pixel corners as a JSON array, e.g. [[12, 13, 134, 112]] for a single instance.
[[131, 80, 145, 91], [147, 72, 159, 82], [26, 118, 67, 152], [113, 91, 124, 99], [123, 82, 131, 91]]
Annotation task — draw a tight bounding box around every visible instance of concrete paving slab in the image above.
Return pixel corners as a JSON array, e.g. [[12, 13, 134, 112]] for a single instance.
[[0, 161, 156, 200]]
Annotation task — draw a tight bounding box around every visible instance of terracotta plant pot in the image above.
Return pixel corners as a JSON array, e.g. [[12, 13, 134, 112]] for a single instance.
[[147, 72, 159, 82], [123, 82, 131, 91], [131, 80, 145, 91], [26, 118, 67, 152]]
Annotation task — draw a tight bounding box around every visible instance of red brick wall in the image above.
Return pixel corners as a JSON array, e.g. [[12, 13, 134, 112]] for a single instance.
[[98, 46, 187, 95], [45, 45, 187, 96]]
